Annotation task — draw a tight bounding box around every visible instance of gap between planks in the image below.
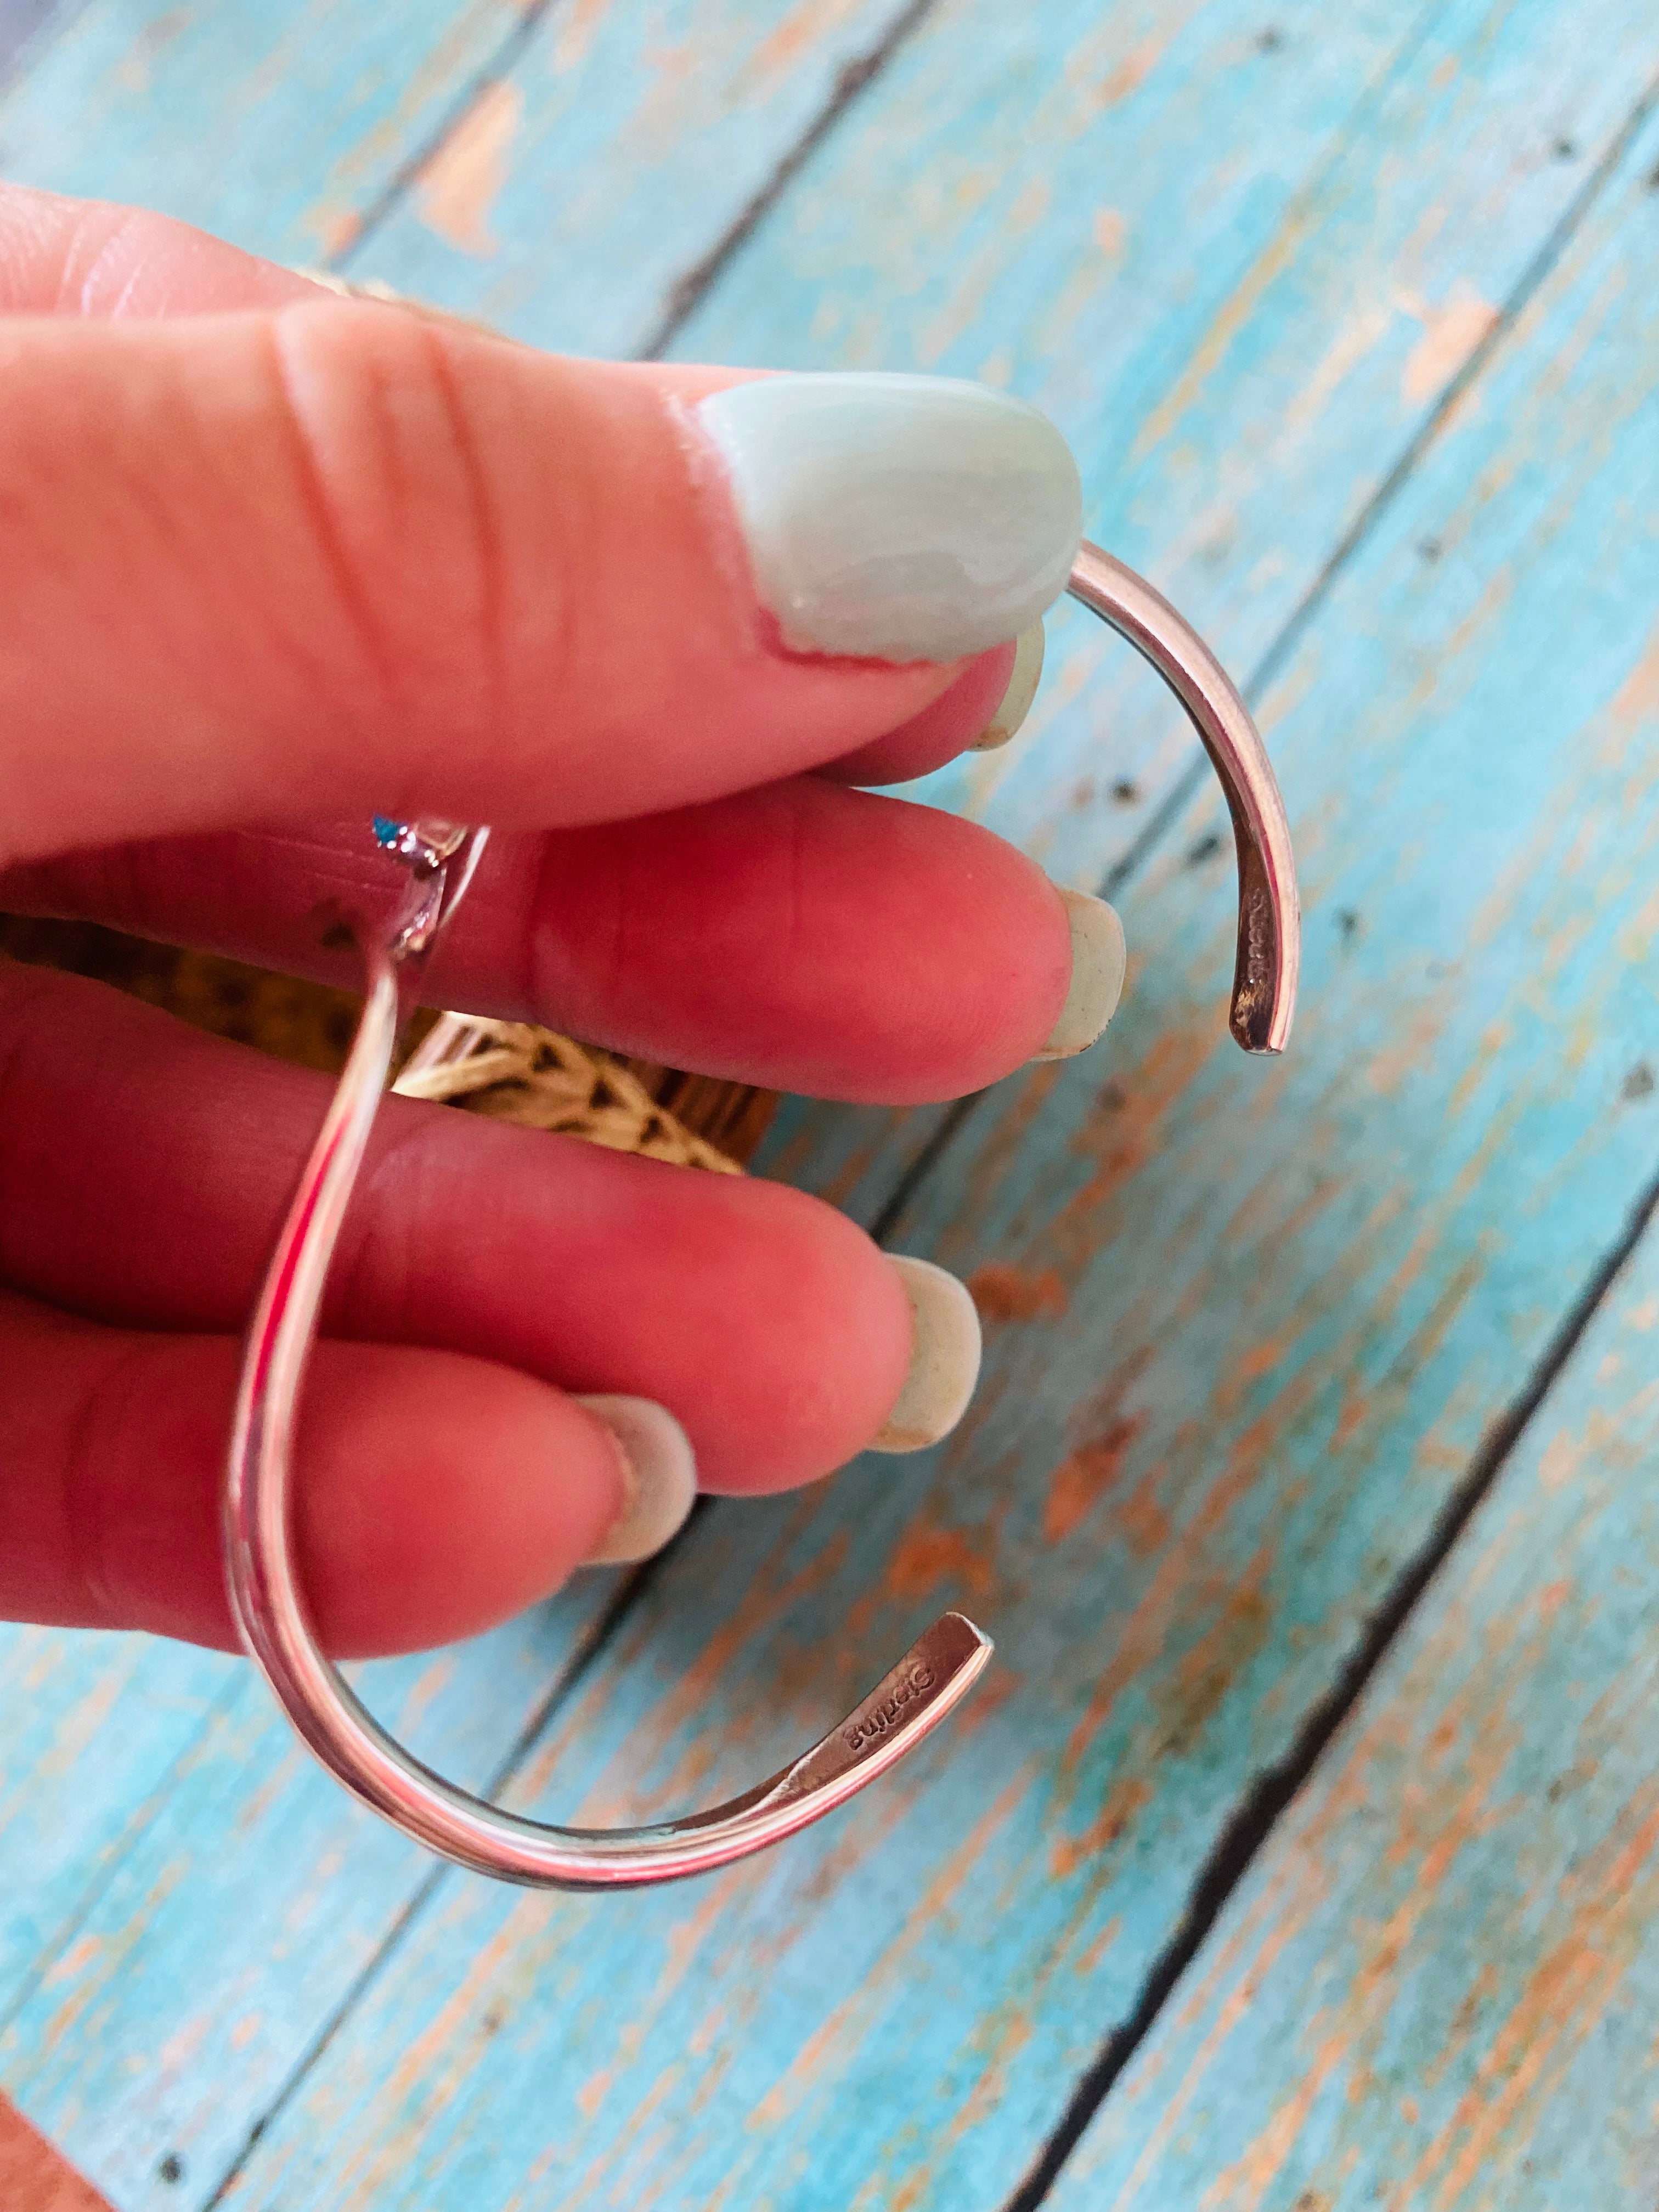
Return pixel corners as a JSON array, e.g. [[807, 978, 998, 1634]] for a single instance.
[[10, 8, 1651, 2201], [330, 0, 949, 344], [996, 64, 1659, 2212]]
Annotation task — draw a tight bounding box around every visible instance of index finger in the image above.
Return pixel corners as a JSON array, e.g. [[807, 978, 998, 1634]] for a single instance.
[[0, 188, 1082, 867]]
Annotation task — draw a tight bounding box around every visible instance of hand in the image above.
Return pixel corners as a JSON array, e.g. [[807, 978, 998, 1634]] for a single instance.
[[0, 184, 1124, 1658]]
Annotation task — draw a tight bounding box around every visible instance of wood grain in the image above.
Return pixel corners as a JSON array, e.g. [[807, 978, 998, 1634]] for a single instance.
[[0, 0, 915, 310], [1045, 1214, 1659, 2211], [189, 67, 1659, 2212], [0, 0, 525, 262], [0, 1596, 628, 2194], [1, 0, 1657, 2204], [742, 0, 1659, 1224]]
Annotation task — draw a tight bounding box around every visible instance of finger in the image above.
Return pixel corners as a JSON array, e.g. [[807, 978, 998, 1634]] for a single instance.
[[2, 195, 1081, 867], [0, 181, 325, 315], [0, 183, 1014, 798], [0, 964, 952, 1491], [819, 643, 1017, 786], [821, 622, 1045, 785], [4, 776, 1113, 1099], [0, 1285, 663, 1656]]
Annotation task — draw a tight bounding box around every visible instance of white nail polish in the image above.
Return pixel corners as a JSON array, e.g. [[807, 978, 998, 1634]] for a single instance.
[[872, 1256, 984, 1454], [1034, 889, 1127, 1060], [971, 620, 1046, 750], [577, 1395, 698, 1565], [695, 373, 1082, 663]]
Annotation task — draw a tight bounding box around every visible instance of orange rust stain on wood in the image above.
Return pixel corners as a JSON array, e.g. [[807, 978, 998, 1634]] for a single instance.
[[1047, 1017, 1221, 1268], [550, 0, 613, 72], [1042, 1413, 1147, 1543], [1132, 211, 1310, 463], [1606, 614, 1659, 732], [1155, 1564, 1272, 1758], [1049, 1775, 1153, 1880], [1119, 1465, 1172, 1558], [416, 80, 523, 253], [747, 1775, 1030, 2133], [1364, 998, 1451, 1096], [885, 1520, 996, 1602], [1059, 1400, 1283, 1774], [517, 1518, 849, 1818], [1397, 283, 1500, 405], [1199, 2023, 1349, 2212], [1398, 1776, 1659, 2206], [1093, 206, 1128, 256], [761, 1111, 894, 1209], [749, 0, 821, 75], [1073, 1911, 1125, 1979], [330, 1900, 541, 2211], [1085, 35, 1164, 111], [943, 1059, 1066, 1268], [1115, 1864, 1332, 2203], [968, 1261, 1069, 1322]]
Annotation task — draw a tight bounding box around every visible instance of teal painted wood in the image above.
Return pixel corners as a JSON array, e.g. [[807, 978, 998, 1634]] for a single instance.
[[673, 0, 1659, 896], [743, 0, 1659, 1221], [3, 4, 1659, 2212], [1044, 1195, 1659, 2211], [0, 10, 1543, 2185], [0, 1589, 624, 2198], [0, 1630, 232, 2010], [343, 0, 925, 359], [0, 0, 905, 311], [204, 84, 1659, 2212], [0, 0, 524, 262]]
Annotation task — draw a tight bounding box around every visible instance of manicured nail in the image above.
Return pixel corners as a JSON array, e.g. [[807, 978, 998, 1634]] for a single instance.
[[577, 1395, 698, 1564], [872, 1256, 984, 1454], [694, 373, 1082, 662], [971, 621, 1046, 750], [1034, 890, 1127, 1060]]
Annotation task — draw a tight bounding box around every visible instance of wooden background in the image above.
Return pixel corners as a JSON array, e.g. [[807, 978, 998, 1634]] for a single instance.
[[2, 1, 1658, 2204]]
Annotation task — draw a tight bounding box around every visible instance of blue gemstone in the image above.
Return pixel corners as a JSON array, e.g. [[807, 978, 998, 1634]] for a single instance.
[[371, 815, 407, 851]]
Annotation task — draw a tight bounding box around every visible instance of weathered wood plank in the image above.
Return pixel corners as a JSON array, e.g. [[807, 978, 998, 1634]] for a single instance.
[[673, 0, 1659, 890], [0, 0, 524, 262], [727, 0, 1659, 1218], [1045, 1212, 1659, 2211], [0, 0, 913, 313], [0, 1632, 230, 2011], [0, 1592, 625, 2197], [344, 0, 927, 359], [202, 77, 1659, 2212], [0, 7, 1483, 2192]]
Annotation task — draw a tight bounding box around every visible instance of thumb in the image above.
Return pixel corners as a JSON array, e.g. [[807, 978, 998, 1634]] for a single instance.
[[1, 287, 1081, 865]]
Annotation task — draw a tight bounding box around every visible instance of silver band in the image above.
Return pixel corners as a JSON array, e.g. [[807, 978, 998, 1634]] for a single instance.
[[222, 543, 1299, 1890]]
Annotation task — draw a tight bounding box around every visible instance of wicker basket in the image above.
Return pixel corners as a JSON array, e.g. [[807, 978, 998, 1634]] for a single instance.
[[0, 914, 776, 1173]]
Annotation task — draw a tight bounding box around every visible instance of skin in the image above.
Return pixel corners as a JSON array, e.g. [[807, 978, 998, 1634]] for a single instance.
[[0, 184, 1079, 1658]]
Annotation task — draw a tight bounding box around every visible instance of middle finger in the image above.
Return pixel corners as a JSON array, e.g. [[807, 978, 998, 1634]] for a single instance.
[[8, 774, 1124, 1102]]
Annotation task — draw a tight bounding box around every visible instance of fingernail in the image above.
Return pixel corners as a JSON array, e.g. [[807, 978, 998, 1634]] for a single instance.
[[971, 621, 1046, 750], [872, 1257, 984, 1454], [577, 1395, 698, 1564], [694, 373, 1082, 662], [1034, 890, 1127, 1060]]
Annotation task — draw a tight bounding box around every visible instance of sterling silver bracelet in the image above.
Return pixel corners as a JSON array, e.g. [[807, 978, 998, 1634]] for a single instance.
[[221, 543, 1300, 1890]]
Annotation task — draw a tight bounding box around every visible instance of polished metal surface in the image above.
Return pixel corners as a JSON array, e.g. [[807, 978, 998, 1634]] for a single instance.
[[223, 545, 1298, 1889], [1065, 543, 1299, 1054]]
